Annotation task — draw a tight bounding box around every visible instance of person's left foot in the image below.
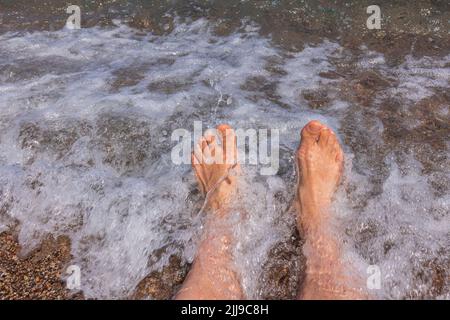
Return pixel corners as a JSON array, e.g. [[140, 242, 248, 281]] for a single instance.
[[176, 124, 243, 300], [192, 124, 240, 210]]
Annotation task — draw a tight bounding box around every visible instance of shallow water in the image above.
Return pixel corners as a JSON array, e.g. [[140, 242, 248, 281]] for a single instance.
[[0, 2, 449, 299]]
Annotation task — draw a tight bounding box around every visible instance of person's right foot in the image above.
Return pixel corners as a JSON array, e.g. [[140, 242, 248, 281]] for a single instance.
[[295, 121, 367, 299], [296, 120, 343, 232]]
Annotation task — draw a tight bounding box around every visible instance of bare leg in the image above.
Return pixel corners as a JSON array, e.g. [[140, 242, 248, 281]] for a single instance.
[[176, 124, 244, 300], [296, 120, 366, 300]]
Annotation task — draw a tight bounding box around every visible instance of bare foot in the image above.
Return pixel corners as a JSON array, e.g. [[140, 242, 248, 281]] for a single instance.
[[296, 120, 366, 299], [191, 124, 240, 211], [176, 124, 244, 300], [296, 120, 343, 232]]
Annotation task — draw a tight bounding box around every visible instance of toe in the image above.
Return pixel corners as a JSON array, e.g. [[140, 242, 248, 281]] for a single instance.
[[208, 139, 217, 159], [318, 128, 333, 148], [191, 153, 206, 194], [296, 144, 308, 163], [204, 132, 217, 157], [217, 124, 232, 132], [198, 136, 214, 164], [194, 142, 203, 164], [217, 124, 235, 144], [204, 129, 216, 144], [301, 120, 326, 144], [200, 137, 209, 151], [335, 148, 344, 163], [191, 152, 198, 167], [332, 138, 340, 154]]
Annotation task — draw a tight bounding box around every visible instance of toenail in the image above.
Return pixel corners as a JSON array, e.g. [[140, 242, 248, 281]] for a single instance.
[[217, 124, 231, 132], [306, 120, 323, 132]]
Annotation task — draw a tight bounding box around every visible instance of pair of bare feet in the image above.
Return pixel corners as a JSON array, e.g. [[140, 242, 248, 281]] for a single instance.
[[176, 120, 365, 300]]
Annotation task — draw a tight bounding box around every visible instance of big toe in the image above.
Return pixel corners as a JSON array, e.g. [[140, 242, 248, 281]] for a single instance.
[[301, 120, 327, 144]]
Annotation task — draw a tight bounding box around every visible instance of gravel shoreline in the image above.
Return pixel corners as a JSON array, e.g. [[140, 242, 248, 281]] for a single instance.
[[0, 227, 303, 299], [0, 230, 83, 300]]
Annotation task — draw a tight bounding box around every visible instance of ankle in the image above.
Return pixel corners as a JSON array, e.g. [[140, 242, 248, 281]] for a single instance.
[[299, 187, 332, 208], [206, 178, 237, 211], [298, 202, 331, 235]]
